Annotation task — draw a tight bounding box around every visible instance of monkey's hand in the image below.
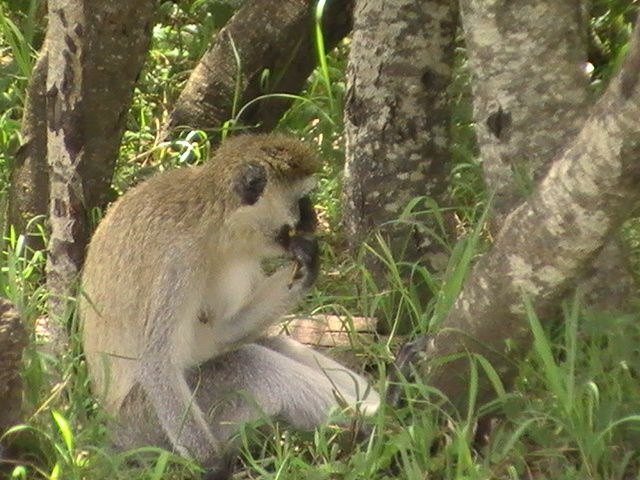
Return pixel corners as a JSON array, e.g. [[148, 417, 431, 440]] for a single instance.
[[288, 235, 319, 290]]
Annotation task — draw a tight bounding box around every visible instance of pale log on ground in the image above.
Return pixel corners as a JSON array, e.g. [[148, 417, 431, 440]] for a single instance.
[[270, 314, 380, 370], [343, 0, 458, 279], [165, 0, 354, 140], [272, 314, 378, 347], [460, 0, 635, 311], [45, 0, 154, 346], [390, 18, 640, 410]]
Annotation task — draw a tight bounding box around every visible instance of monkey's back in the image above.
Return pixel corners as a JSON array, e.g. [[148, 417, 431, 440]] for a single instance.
[[80, 166, 222, 413]]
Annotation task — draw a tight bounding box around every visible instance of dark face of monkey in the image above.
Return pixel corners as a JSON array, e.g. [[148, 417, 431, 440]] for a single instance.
[[228, 157, 318, 271], [274, 196, 318, 250], [271, 194, 320, 288]]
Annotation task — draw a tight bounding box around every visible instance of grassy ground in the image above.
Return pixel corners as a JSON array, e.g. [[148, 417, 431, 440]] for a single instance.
[[1, 1, 640, 479]]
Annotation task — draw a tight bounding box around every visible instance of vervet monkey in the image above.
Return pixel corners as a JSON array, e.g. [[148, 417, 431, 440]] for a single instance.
[[80, 134, 380, 479]]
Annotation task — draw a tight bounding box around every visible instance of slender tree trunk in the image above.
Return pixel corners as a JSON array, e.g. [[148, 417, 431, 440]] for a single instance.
[[7, 37, 49, 252], [390, 17, 640, 410], [45, 0, 154, 346], [0, 299, 25, 436], [461, 0, 635, 311], [165, 0, 354, 141], [342, 0, 459, 293]]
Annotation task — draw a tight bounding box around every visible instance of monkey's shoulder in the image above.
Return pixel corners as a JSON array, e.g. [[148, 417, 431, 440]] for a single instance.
[[103, 166, 221, 228]]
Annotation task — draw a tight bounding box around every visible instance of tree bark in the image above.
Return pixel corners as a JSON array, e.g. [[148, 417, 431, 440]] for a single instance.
[[45, 0, 154, 343], [165, 0, 354, 141], [6, 37, 49, 252], [461, 0, 589, 216], [390, 17, 640, 410], [0, 299, 26, 436], [342, 0, 459, 286], [461, 0, 635, 311]]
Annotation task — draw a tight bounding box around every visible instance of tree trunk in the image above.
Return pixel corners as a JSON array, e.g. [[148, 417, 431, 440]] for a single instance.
[[461, 0, 635, 311], [45, 0, 154, 345], [461, 0, 589, 216], [390, 17, 640, 410], [342, 0, 459, 289], [6, 36, 49, 252], [0, 299, 26, 437], [165, 0, 354, 141]]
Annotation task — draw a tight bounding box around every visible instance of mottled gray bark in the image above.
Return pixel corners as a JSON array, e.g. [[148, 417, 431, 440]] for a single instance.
[[0, 299, 25, 436], [343, 0, 458, 278], [7, 38, 49, 252], [461, 0, 635, 311], [390, 18, 640, 409], [461, 0, 589, 216], [166, 0, 354, 140], [45, 0, 154, 345]]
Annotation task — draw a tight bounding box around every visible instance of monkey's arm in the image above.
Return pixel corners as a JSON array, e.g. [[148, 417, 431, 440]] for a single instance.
[[217, 237, 319, 347], [215, 267, 299, 347], [138, 265, 225, 469], [138, 358, 220, 458]]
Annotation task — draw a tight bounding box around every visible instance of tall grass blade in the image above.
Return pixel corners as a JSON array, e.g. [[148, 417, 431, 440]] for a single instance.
[[313, 0, 334, 108]]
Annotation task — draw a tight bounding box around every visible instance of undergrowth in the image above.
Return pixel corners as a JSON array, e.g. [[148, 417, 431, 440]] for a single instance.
[[1, 0, 640, 479]]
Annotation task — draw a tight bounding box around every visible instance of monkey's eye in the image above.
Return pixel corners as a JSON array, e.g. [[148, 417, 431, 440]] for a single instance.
[[275, 224, 294, 249], [295, 196, 317, 234]]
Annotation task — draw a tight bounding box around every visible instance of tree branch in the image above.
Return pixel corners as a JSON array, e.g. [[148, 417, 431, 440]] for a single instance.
[[165, 0, 354, 142], [7, 36, 49, 251]]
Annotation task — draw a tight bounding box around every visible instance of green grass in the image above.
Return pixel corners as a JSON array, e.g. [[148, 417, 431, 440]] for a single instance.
[[1, 1, 640, 479], [2, 214, 639, 479]]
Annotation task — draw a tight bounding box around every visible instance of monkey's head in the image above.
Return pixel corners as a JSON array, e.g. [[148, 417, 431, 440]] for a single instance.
[[214, 134, 320, 258]]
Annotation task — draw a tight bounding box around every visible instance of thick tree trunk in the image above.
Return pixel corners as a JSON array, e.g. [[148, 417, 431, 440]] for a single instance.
[[461, 0, 635, 311], [166, 0, 353, 140], [45, 0, 154, 345], [6, 37, 49, 252], [0, 299, 26, 436], [461, 0, 589, 216], [342, 0, 458, 286], [390, 18, 640, 410]]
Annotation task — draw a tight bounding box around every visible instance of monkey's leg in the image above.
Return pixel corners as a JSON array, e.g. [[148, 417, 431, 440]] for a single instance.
[[189, 344, 353, 440], [114, 382, 232, 480], [257, 336, 380, 415], [138, 359, 223, 458]]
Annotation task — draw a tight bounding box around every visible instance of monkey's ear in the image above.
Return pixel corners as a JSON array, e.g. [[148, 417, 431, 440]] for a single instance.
[[234, 163, 267, 205]]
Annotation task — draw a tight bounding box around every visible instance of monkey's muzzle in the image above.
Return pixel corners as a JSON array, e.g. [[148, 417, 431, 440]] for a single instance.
[[287, 233, 319, 289], [275, 196, 318, 250]]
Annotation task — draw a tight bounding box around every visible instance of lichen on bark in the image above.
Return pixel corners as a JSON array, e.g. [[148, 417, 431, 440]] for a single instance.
[[460, 0, 635, 312], [44, 0, 154, 347], [390, 16, 640, 409], [343, 0, 459, 287]]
